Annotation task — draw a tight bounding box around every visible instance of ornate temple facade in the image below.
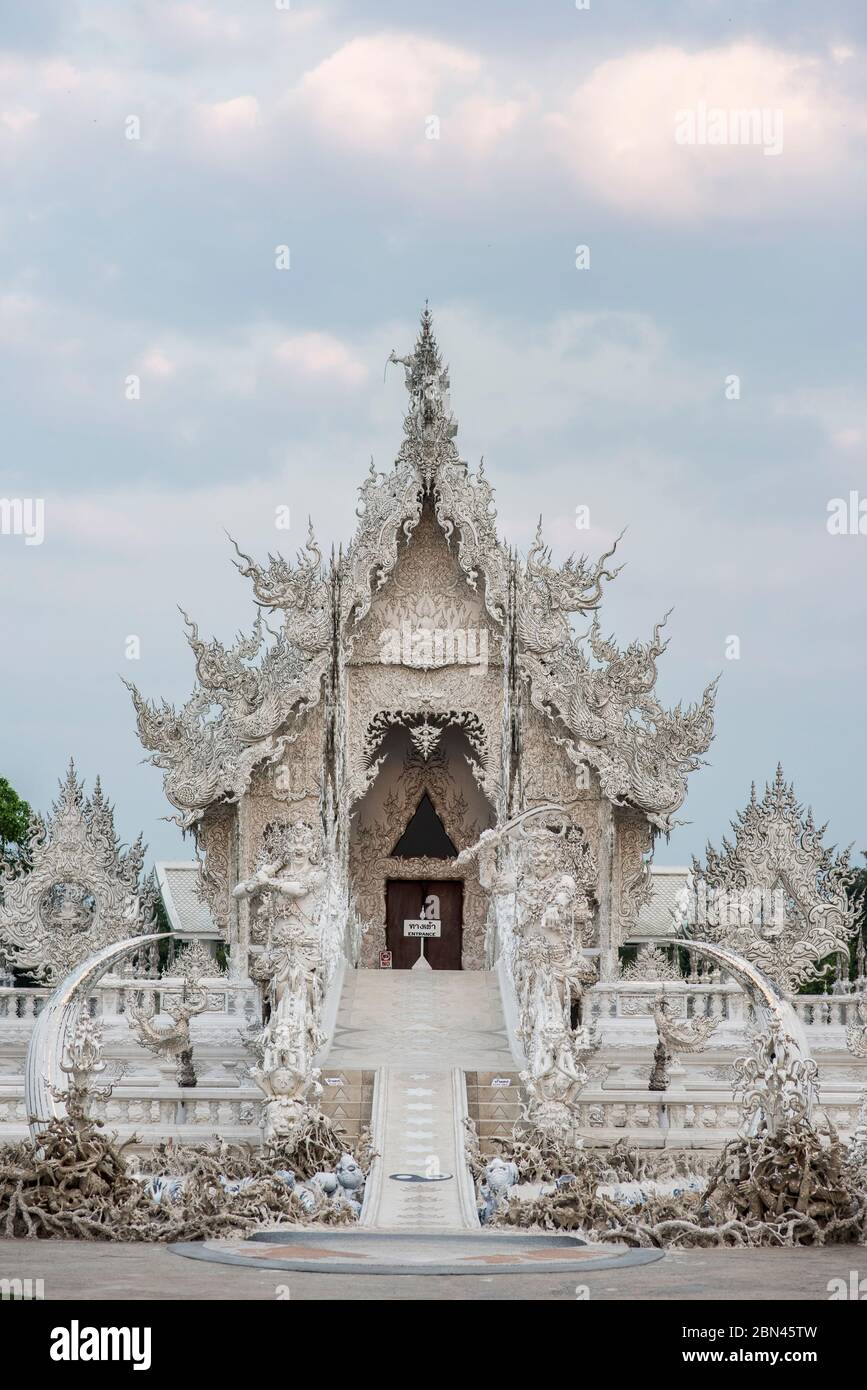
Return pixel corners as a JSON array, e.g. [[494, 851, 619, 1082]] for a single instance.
[[127, 308, 717, 988], [0, 311, 862, 1162]]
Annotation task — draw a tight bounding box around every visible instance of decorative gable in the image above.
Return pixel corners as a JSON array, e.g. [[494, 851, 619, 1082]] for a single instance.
[[0, 762, 158, 984]]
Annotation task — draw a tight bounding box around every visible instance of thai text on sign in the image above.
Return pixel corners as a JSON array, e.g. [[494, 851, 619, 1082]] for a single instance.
[[403, 919, 442, 937]]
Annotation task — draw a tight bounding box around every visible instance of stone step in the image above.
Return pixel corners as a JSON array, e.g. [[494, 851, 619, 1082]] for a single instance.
[[360, 1065, 479, 1232], [323, 967, 516, 1071], [317, 1068, 375, 1142], [465, 1069, 525, 1153], [321, 969, 516, 1228]]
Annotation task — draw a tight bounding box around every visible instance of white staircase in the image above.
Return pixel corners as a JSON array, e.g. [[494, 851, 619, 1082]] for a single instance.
[[323, 969, 516, 1231]]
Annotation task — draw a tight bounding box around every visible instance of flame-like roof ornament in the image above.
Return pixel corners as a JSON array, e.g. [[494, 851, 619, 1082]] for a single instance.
[[387, 304, 458, 481]]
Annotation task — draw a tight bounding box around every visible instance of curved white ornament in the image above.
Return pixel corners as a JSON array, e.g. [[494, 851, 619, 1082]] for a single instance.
[[25, 932, 170, 1141], [678, 937, 814, 1120]]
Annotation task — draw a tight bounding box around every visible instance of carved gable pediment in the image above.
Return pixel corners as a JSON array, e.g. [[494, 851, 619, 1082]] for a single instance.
[[680, 765, 859, 991], [0, 762, 158, 984], [350, 502, 501, 669]]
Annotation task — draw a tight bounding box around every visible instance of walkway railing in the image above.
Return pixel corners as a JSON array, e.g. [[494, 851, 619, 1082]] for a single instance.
[[0, 979, 861, 1031], [0, 978, 259, 1024], [589, 980, 862, 1029]]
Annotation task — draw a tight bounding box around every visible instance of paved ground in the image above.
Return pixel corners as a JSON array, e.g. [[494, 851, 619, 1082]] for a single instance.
[[2, 1239, 864, 1300], [170, 1230, 661, 1274]]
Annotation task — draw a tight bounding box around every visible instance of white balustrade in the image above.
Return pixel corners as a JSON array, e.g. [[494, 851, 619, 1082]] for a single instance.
[[0, 977, 257, 1016]]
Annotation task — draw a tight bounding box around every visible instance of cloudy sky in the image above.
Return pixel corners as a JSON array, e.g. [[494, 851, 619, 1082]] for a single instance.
[[1, 1, 865, 873]]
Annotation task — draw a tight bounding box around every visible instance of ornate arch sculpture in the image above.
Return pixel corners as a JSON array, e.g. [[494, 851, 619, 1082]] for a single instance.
[[679, 766, 859, 992], [25, 932, 170, 1140], [0, 763, 159, 984]]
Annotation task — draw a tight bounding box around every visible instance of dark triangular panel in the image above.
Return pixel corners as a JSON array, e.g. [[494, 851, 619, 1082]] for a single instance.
[[391, 792, 457, 859]]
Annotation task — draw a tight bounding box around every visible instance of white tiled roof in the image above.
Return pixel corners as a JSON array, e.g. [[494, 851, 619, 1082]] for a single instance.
[[633, 866, 689, 938], [156, 862, 219, 937]]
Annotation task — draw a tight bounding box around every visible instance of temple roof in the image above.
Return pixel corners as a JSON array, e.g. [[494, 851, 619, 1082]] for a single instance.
[[128, 307, 717, 832], [633, 866, 690, 938], [156, 862, 219, 939]]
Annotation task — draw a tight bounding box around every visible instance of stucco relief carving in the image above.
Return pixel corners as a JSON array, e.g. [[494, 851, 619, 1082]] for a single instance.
[[510, 815, 598, 1018], [350, 503, 501, 668], [196, 803, 234, 934], [0, 763, 158, 984], [512, 818, 599, 1147], [521, 706, 596, 811], [340, 460, 424, 635], [269, 715, 324, 809], [460, 806, 599, 1143], [345, 661, 504, 810], [360, 709, 491, 802], [233, 818, 333, 1138], [350, 736, 494, 968], [127, 530, 331, 827], [651, 994, 719, 1088], [615, 807, 653, 948], [385, 310, 510, 626], [622, 944, 680, 982], [239, 818, 324, 950], [680, 766, 859, 992], [242, 727, 324, 879]]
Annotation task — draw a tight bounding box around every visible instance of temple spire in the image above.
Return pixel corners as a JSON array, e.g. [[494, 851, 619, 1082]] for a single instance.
[[387, 303, 457, 456]]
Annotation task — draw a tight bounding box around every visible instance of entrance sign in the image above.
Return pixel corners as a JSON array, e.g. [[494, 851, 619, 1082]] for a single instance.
[[403, 918, 442, 938], [403, 916, 441, 971]]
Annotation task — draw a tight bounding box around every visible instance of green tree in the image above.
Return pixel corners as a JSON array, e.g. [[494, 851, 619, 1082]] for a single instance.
[[0, 777, 30, 861]]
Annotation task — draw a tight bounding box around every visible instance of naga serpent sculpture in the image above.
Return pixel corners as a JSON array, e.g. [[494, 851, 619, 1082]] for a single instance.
[[24, 932, 170, 1142], [677, 938, 814, 1122]]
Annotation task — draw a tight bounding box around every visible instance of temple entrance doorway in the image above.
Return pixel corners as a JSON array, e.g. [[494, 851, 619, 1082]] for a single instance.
[[385, 879, 463, 970]]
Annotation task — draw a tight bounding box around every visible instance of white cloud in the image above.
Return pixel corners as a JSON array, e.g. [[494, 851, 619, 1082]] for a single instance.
[[275, 332, 367, 386], [0, 107, 38, 136], [1, 27, 862, 221], [451, 94, 529, 157], [0, 290, 370, 416], [195, 94, 261, 137], [773, 386, 867, 458], [140, 348, 176, 378], [547, 42, 867, 221], [298, 33, 480, 150], [831, 427, 865, 450]]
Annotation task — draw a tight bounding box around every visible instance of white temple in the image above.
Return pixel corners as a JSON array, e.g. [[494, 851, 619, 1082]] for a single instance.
[[0, 312, 863, 1210]]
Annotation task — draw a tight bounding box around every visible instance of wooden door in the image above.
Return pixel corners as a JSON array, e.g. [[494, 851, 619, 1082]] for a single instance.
[[385, 879, 463, 970], [422, 880, 463, 970], [385, 880, 424, 969]]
